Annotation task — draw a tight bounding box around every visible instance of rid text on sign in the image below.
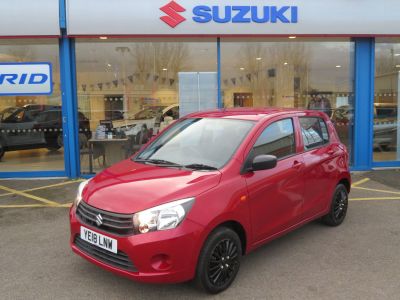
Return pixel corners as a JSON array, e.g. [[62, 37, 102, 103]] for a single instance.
[[0, 62, 52, 96]]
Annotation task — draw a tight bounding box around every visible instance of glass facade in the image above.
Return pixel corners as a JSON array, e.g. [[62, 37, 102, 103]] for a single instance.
[[221, 38, 354, 160], [0, 39, 62, 172], [374, 39, 400, 162], [75, 39, 217, 174], [0, 36, 398, 177]]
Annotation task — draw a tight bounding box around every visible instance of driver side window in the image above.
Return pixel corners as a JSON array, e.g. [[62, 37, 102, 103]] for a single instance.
[[253, 119, 296, 159]]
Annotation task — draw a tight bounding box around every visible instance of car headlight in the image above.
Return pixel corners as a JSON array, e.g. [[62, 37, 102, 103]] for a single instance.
[[133, 198, 195, 234], [74, 179, 91, 208]]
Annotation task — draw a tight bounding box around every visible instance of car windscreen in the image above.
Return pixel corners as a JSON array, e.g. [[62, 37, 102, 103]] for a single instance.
[[135, 118, 255, 170]]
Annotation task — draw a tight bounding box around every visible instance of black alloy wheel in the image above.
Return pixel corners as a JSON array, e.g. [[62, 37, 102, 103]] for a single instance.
[[207, 239, 240, 287], [322, 184, 349, 226], [195, 227, 242, 294]]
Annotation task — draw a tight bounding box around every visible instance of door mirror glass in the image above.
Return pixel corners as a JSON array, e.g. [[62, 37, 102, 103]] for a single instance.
[[252, 155, 277, 171]]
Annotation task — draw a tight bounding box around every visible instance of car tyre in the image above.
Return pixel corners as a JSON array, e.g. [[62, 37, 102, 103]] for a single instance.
[[195, 227, 242, 294], [322, 184, 349, 226]]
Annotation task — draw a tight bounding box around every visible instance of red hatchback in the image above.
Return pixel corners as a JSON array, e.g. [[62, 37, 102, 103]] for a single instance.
[[70, 108, 351, 293]]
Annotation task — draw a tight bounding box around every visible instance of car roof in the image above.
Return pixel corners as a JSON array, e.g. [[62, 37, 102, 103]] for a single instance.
[[185, 108, 324, 122]]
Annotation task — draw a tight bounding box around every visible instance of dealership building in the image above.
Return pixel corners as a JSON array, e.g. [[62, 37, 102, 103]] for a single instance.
[[0, 0, 399, 178]]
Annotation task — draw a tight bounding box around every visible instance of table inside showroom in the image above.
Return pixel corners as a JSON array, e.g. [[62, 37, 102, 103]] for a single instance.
[[88, 138, 129, 173]]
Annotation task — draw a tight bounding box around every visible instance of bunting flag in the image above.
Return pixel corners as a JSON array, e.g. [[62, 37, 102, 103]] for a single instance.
[[78, 68, 285, 92]]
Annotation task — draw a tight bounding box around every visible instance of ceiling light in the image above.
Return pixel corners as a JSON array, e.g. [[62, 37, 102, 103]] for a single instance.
[[283, 62, 288, 65], [394, 53, 400, 56], [256, 57, 262, 61], [396, 65, 400, 68], [336, 65, 342, 68], [240, 67, 245, 71], [99, 36, 108, 40], [288, 36, 297, 39], [162, 68, 168, 71]]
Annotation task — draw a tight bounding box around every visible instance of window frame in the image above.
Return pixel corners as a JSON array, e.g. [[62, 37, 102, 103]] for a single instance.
[[299, 117, 330, 151], [250, 117, 297, 161]]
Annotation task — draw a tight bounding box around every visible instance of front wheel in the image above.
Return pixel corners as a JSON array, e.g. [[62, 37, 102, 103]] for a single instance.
[[195, 227, 242, 294], [322, 184, 349, 226]]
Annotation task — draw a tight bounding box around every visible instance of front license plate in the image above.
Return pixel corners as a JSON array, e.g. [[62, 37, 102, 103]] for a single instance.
[[80, 226, 118, 254]]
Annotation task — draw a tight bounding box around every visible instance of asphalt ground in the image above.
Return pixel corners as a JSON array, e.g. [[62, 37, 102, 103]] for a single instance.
[[0, 172, 399, 300]]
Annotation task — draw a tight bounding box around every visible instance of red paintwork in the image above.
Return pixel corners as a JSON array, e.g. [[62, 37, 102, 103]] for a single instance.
[[70, 108, 351, 283]]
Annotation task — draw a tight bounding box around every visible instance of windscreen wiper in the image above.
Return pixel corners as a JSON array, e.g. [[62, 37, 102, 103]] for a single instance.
[[134, 158, 182, 167], [184, 163, 218, 171]]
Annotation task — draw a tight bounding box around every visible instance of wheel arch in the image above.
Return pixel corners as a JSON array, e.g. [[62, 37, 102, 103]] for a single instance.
[[338, 177, 351, 193], [204, 220, 248, 255]]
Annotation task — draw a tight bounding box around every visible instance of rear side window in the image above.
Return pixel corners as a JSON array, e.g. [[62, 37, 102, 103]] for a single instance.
[[300, 117, 329, 150], [253, 118, 296, 159]]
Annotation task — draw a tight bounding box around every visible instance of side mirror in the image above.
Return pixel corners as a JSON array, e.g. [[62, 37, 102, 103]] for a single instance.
[[252, 155, 277, 171]]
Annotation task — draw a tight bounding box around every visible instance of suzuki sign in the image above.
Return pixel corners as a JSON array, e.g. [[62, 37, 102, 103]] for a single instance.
[[160, 2, 298, 27], [0, 63, 53, 96], [66, 0, 400, 36]]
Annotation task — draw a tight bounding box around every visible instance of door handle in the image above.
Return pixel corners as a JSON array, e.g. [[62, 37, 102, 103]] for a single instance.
[[292, 160, 304, 169]]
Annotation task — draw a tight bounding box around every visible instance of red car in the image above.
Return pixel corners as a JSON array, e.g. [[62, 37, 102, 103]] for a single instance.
[[70, 108, 350, 294]]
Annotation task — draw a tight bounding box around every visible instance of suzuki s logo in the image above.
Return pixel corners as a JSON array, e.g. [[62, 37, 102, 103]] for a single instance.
[[160, 1, 186, 28], [95, 214, 103, 226]]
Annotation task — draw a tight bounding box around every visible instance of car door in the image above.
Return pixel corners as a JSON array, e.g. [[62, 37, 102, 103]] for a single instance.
[[299, 116, 338, 218], [243, 117, 305, 243]]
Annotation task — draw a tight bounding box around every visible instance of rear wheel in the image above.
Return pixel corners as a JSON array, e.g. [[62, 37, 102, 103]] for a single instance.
[[195, 227, 242, 294], [322, 184, 349, 226]]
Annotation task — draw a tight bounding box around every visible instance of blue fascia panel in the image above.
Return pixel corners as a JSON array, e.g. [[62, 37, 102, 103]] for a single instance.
[[217, 37, 222, 108], [353, 38, 375, 171], [0, 171, 67, 179], [59, 0, 67, 29], [59, 32, 80, 179], [372, 161, 400, 168]]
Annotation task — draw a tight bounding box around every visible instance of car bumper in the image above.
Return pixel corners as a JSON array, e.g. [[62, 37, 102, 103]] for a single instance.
[[69, 206, 204, 283]]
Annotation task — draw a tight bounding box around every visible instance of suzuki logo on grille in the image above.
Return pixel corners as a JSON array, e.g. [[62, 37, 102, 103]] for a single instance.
[[160, 1, 186, 28], [95, 214, 103, 226]]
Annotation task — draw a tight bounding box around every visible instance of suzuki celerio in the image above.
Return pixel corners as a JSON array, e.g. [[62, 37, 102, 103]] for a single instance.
[[70, 108, 350, 293]]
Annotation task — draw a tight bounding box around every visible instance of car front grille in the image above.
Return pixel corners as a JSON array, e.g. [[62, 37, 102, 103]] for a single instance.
[[76, 201, 134, 236], [74, 236, 137, 272]]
